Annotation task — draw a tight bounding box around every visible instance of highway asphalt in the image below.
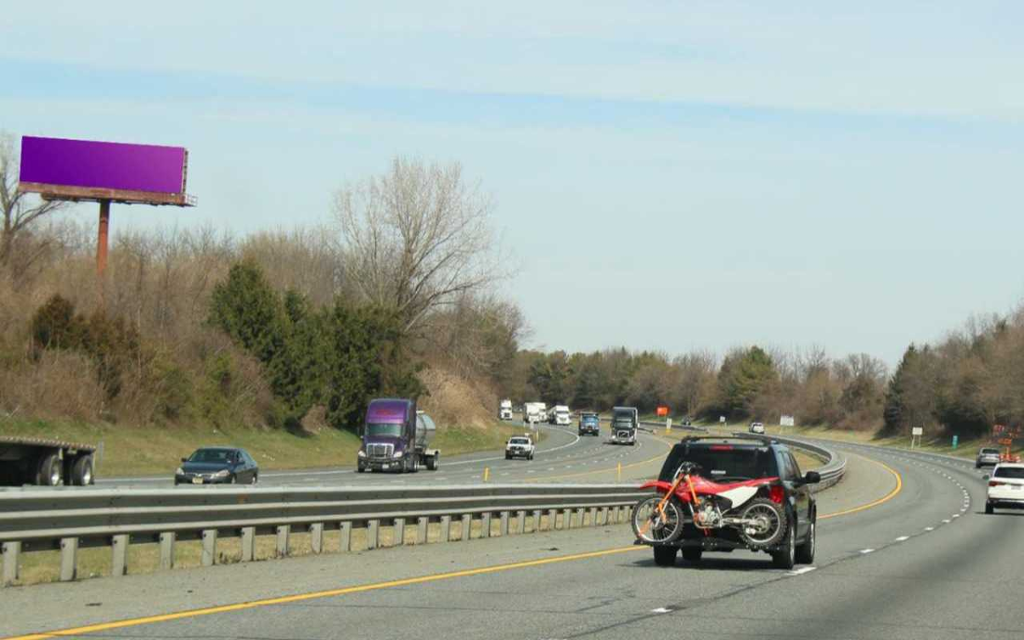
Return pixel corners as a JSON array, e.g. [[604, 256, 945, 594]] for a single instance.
[[84, 423, 672, 489], [6, 439, 1017, 639]]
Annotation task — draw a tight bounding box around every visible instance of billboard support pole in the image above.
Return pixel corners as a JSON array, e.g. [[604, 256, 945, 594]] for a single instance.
[[97, 200, 110, 277]]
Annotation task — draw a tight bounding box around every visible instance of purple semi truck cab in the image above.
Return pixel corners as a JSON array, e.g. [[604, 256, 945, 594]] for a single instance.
[[357, 398, 440, 473]]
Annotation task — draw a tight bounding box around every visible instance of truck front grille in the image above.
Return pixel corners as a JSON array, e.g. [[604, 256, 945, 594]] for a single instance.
[[367, 443, 394, 459]]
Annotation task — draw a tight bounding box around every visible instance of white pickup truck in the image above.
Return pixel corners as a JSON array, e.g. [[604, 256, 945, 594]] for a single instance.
[[505, 435, 535, 460]]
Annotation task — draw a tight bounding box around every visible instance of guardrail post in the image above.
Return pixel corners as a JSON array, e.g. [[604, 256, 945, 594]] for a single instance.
[[440, 515, 452, 542], [417, 517, 428, 544], [500, 511, 509, 536], [562, 508, 572, 530], [547, 509, 557, 531], [310, 523, 324, 554], [480, 513, 491, 539], [59, 537, 78, 582], [461, 514, 472, 541], [201, 529, 217, 567], [159, 532, 176, 570], [532, 510, 542, 533], [600, 507, 609, 525], [393, 518, 406, 546], [576, 508, 585, 528], [241, 527, 256, 562], [588, 507, 597, 527], [112, 534, 129, 576], [515, 510, 526, 534], [367, 520, 380, 550], [340, 522, 353, 552], [2, 541, 21, 586], [276, 525, 290, 557]]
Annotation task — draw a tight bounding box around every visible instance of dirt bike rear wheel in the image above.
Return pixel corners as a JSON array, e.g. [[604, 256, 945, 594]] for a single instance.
[[737, 498, 787, 549], [632, 495, 684, 544]]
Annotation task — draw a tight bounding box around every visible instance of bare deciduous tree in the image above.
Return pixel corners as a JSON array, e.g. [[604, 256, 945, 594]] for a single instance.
[[334, 157, 507, 333], [0, 132, 65, 270]]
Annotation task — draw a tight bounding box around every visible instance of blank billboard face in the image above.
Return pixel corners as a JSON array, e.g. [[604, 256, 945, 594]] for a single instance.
[[19, 136, 187, 195]]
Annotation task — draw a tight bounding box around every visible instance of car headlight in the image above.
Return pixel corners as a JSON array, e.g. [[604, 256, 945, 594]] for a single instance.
[[393, 451, 403, 459], [214, 469, 230, 477], [358, 450, 366, 458], [175, 467, 184, 476]]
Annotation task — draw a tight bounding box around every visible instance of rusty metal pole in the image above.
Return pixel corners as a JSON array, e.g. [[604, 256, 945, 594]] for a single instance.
[[97, 200, 110, 277]]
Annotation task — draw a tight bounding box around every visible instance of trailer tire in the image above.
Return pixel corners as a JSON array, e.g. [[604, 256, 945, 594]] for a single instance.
[[71, 455, 95, 486], [37, 453, 63, 486], [426, 453, 438, 471]]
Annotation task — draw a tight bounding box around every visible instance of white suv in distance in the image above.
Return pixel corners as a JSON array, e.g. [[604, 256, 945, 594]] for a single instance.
[[986, 463, 1024, 514], [505, 435, 535, 460], [749, 422, 766, 434]]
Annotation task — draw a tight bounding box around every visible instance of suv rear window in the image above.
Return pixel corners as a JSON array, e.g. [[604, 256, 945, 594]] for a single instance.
[[981, 448, 1000, 455], [659, 443, 779, 482], [994, 467, 1024, 479]]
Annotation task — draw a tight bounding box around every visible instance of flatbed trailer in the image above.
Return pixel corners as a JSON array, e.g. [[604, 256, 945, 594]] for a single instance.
[[0, 436, 97, 486]]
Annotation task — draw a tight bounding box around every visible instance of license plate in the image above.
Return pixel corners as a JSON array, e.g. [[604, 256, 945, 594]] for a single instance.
[[191, 477, 203, 484]]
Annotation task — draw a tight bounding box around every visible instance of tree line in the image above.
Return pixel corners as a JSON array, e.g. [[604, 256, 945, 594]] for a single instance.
[[1, 144, 521, 431], [883, 310, 1024, 440], [505, 345, 888, 430]]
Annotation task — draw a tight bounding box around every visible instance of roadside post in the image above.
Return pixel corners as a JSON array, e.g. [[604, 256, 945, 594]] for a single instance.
[[665, 418, 672, 435], [911, 426, 923, 449], [952, 435, 958, 450]]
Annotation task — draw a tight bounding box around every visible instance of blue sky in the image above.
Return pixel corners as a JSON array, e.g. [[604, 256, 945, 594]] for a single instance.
[[3, 1, 1023, 365]]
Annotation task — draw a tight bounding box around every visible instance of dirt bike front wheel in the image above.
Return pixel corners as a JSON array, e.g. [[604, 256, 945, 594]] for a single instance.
[[632, 495, 684, 544], [737, 498, 787, 549]]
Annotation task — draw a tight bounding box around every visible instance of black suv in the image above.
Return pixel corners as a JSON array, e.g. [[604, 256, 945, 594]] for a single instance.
[[644, 436, 819, 569]]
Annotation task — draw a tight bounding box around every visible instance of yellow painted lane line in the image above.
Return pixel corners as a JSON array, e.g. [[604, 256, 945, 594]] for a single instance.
[[4, 547, 644, 640], [820, 456, 902, 520], [4, 440, 905, 640]]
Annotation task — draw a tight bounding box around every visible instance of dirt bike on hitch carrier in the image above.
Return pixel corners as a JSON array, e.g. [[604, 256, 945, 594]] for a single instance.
[[632, 435, 820, 569]]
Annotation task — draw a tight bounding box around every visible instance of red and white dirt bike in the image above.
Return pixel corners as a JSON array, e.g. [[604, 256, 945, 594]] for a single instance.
[[632, 461, 788, 549]]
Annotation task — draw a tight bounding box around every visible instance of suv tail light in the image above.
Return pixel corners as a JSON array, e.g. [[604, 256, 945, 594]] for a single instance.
[[769, 484, 786, 504], [709, 445, 733, 451], [989, 481, 1006, 487]]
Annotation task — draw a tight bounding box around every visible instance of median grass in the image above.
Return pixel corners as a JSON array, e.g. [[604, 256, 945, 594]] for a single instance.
[[783, 425, 1023, 461], [0, 417, 540, 478]]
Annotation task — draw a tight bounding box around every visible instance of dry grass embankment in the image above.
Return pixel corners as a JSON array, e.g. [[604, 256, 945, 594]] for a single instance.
[[0, 417, 533, 478]]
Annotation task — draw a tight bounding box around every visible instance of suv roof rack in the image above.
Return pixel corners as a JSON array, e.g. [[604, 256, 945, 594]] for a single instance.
[[678, 433, 780, 445]]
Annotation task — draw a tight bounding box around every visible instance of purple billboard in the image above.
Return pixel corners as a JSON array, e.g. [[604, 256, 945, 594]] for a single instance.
[[19, 136, 187, 195]]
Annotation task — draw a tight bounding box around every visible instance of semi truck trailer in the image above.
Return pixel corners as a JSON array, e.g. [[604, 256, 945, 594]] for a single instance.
[[357, 398, 441, 473], [0, 436, 97, 486]]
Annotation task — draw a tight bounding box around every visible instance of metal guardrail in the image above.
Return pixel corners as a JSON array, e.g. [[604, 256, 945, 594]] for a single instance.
[[0, 426, 847, 586], [0, 483, 645, 586]]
